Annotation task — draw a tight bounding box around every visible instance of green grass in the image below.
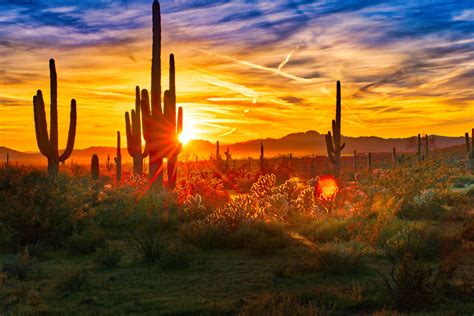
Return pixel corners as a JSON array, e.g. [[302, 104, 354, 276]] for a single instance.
[[1, 225, 473, 315]]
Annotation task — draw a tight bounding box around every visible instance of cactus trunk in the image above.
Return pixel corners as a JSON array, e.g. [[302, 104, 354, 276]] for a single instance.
[[368, 152, 372, 172], [91, 154, 99, 180], [425, 134, 429, 158], [417, 134, 422, 162], [260, 141, 264, 172], [353, 150, 357, 180], [33, 59, 76, 176], [115, 131, 122, 182], [467, 129, 474, 174], [324, 81, 345, 177]]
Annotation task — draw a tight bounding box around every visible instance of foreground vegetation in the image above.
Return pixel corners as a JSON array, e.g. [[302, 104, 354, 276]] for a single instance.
[[1, 154, 473, 314]]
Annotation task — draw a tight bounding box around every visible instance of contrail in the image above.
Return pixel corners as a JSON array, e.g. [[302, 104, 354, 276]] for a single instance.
[[277, 46, 299, 71], [197, 49, 321, 83], [219, 128, 236, 137]]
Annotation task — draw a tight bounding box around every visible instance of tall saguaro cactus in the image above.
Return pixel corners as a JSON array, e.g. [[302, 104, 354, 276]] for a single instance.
[[466, 129, 474, 174], [140, 1, 183, 189], [126, 86, 147, 175], [325, 81, 345, 177], [260, 141, 264, 172], [33, 59, 77, 175]]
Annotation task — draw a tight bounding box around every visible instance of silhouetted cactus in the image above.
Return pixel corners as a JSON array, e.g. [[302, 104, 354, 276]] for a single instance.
[[91, 154, 99, 180], [106, 154, 112, 172], [325, 81, 345, 177], [260, 141, 264, 171], [466, 129, 474, 174], [225, 148, 231, 170], [33, 59, 76, 175], [216, 141, 221, 161], [367, 152, 372, 172], [140, 2, 183, 190], [115, 131, 122, 182], [417, 134, 422, 162], [126, 86, 147, 176], [392, 147, 401, 166], [5, 153, 9, 167], [310, 154, 316, 178], [425, 134, 429, 158], [353, 150, 357, 180]]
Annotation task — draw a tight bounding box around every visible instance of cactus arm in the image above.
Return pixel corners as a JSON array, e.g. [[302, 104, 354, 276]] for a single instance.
[[151, 0, 162, 117], [125, 111, 134, 156], [340, 143, 346, 151], [33, 91, 51, 158], [325, 132, 336, 163], [140, 89, 151, 141], [58, 99, 77, 162], [49, 59, 58, 159]]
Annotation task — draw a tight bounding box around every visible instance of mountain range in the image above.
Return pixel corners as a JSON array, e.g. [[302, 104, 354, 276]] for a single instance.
[[0, 130, 466, 165]]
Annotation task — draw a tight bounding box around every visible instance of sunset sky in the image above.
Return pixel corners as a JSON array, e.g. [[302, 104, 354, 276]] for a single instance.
[[0, 0, 473, 151]]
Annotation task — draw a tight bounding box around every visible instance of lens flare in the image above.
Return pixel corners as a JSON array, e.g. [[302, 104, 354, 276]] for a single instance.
[[315, 175, 339, 201]]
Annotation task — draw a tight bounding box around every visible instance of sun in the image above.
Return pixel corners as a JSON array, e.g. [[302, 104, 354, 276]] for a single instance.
[[179, 128, 194, 145]]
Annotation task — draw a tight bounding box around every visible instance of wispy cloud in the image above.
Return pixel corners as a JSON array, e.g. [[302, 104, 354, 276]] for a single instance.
[[0, 0, 473, 150]]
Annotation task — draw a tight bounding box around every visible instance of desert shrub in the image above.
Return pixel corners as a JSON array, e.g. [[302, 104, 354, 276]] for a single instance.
[[176, 173, 229, 210], [397, 189, 447, 220], [159, 242, 198, 270], [207, 194, 264, 232], [239, 293, 336, 315], [382, 254, 455, 311], [56, 269, 88, 294], [66, 229, 106, 255], [0, 167, 92, 249], [94, 244, 122, 268], [122, 193, 172, 262], [180, 194, 208, 221], [360, 160, 452, 213], [378, 225, 445, 262], [236, 221, 291, 256], [314, 243, 367, 275], [449, 175, 474, 188], [2, 249, 35, 281], [181, 219, 291, 254], [301, 219, 352, 243]]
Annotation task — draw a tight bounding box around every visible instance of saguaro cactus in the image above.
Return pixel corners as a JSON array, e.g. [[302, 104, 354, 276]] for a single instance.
[[310, 154, 316, 178], [216, 141, 221, 161], [140, 2, 183, 190], [225, 148, 231, 170], [126, 86, 147, 176], [425, 134, 429, 158], [115, 131, 122, 182], [392, 147, 400, 166], [417, 134, 422, 162], [260, 141, 264, 172], [466, 129, 474, 174], [325, 81, 345, 177], [367, 152, 372, 172], [5, 153, 9, 167], [353, 150, 357, 179], [91, 154, 99, 180], [33, 59, 77, 175]]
